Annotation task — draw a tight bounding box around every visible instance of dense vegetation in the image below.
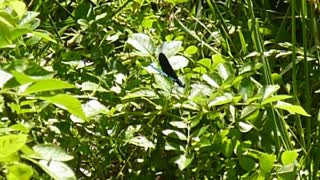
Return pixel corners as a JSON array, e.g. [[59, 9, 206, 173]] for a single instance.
[[0, 0, 319, 179]]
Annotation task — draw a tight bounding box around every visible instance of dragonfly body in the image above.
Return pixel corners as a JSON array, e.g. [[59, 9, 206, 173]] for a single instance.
[[158, 53, 185, 87]]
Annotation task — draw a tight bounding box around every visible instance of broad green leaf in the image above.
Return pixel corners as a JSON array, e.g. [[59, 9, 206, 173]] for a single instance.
[[19, 11, 39, 27], [127, 136, 155, 149], [170, 121, 188, 129], [38, 160, 76, 180], [197, 58, 211, 70], [275, 101, 310, 117], [40, 94, 87, 121], [8, 0, 26, 19], [156, 41, 182, 57], [261, 95, 292, 105], [32, 144, 74, 161], [168, 55, 189, 70], [259, 153, 276, 173], [122, 88, 159, 100], [0, 69, 12, 88], [0, 134, 27, 157], [217, 63, 232, 80], [202, 74, 219, 88], [127, 33, 154, 56], [165, 140, 185, 151], [6, 163, 33, 180], [77, 81, 108, 92], [162, 129, 187, 141], [24, 79, 75, 94], [71, 99, 109, 122], [212, 54, 226, 69], [208, 93, 233, 107], [184, 45, 198, 55], [238, 121, 253, 133], [173, 154, 193, 170], [32, 30, 57, 43], [11, 70, 35, 85], [281, 150, 299, 165], [240, 105, 257, 119], [239, 155, 256, 171], [262, 85, 280, 101]]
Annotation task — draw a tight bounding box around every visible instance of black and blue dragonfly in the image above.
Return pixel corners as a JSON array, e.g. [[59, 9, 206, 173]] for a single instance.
[[150, 53, 185, 87]]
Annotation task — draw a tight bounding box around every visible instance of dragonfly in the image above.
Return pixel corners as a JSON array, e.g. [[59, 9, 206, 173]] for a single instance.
[[156, 53, 185, 87]]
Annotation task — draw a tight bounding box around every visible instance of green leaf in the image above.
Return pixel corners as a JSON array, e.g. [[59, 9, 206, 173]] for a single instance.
[[162, 129, 187, 141], [127, 33, 154, 56], [281, 150, 299, 165], [275, 101, 310, 117], [240, 105, 257, 119], [167, 55, 189, 70], [0, 134, 27, 157], [208, 93, 233, 107], [11, 70, 36, 85], [40, 94, 87, 121], [262, 85, 280, 101], [165, 140, 185, 151], [122, 88, 159, 100], [261, 95, 292, 105], [173, 154, 193, 170], [77, 81, 108, 92], [0, 69, 13, 88], [202, 74, 219, 88], [6, 163, 33, 180], [127, 136, 155, 149], [239, 155, 256, 171], [169, 121, 188, 129], [24, 79, 75, 94], [32, 144, 74, 161], [38, 160, 76, 180], [184, 45, 198, 55], [238, 121, 253, 133], [157, 41, 182, 57], [259, 153, 276, 173]]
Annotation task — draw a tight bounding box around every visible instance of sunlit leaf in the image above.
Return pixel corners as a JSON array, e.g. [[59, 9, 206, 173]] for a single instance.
[[170, 121, 188, 129], [261, 95, 292, 105], [262, 85, 280, 101], [156, 41, 182, 57], [173, 154, 193, 170], [259, 153, 276, 173], [208, 93, 233, 107], [40, 94, 87, 121], [168, 55, 189, 70], [281, 150, 299, 165], [275, 101, 310, 117], [0, 69, 12, 88], [127, 136, 155, 149], [0, 134, 27, 158], [6, 163, 33, 180], [184, 45, 198, 55], [162, 129, 187, 141], [24, 79, 75, 94], [127, 33, 154, 56], [38, 160, 76, 180], [32, 144, 73, 161]]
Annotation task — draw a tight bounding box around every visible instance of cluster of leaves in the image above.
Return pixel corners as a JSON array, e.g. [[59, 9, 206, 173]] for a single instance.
[[0, 0, 319, 179]]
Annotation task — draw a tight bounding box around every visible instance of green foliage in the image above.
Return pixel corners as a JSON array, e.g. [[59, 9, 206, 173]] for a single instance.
[[0, 0, 318, 179]]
